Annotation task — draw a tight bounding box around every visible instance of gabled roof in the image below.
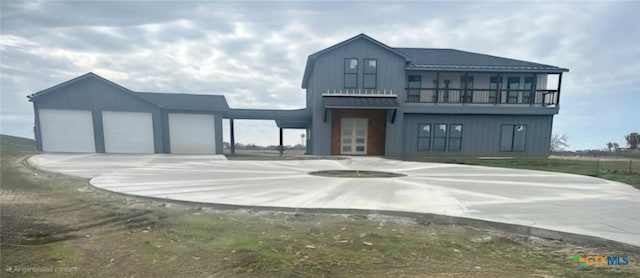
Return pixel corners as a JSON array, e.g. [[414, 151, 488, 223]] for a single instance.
[[302, 33, 410, 89], [301, 35, 569, 88], [395, 48, 568, 73], [133, 92, 229, 111], [27, 72, 149, 102], [28, 72, 229, 112]]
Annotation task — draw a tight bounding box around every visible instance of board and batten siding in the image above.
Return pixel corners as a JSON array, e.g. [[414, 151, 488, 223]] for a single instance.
[[402, 114, 553, 157], [33, 75, 164, 153], [307, 37, 406, 155]]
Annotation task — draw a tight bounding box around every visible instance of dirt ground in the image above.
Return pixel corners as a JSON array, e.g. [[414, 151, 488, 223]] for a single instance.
[[1, 142, 640, 276]]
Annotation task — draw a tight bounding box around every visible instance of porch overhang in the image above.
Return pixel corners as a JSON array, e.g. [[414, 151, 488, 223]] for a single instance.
[[323, 96, 399, 109], [323, 96, 399, 124]]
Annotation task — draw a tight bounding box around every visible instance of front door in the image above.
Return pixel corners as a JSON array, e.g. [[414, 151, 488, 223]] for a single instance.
[[341, 118, 367, 155]]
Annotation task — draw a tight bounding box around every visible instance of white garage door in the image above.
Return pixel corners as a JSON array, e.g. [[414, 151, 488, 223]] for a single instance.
[[39, 109, 95, 152], [168, 113, 215, 154], [102, 111, 154, 153]]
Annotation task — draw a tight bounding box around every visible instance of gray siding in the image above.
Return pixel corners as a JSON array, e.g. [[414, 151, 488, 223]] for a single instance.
[[308, 37, 406, 155], [34, 76, 165, 153], [402, 114, 553, 157]]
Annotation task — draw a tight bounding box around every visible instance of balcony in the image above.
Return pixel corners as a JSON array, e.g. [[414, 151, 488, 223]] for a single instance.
[[405, 88, 559, 106]]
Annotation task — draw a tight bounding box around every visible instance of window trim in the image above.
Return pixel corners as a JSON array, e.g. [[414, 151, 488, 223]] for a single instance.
[[461, 76, 474, 103], [507, 77, 520, 104], [344, 58, 358, 89], [363, 58, 377, 89], [417, 123, 431, 152], [489, 76, 502, 103], [499, 124, 527, 152], [448, 123, 463, 152], [407, 75, 422, 102], [433, 123, 448, 151], [523, 76, 535, 104]]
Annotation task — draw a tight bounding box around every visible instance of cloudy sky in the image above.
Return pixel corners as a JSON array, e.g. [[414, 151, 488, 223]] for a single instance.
[[1, 1, 638, 150]]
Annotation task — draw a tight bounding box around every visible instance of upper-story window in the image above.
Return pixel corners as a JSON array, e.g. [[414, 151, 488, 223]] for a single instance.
[[407, 75, 421, 102], [523, 76, 535, 104], [461, 76, 474, 103], [507, 77, 520, 103], [344, 58, 358, 89], [489, 76, 502, 103], [363, 59, 377, 89]]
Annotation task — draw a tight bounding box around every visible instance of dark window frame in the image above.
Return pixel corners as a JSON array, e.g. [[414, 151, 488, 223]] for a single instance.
[[417, 123, 431, 152], [433, 123, 447, 151], [448, 124, 463, 152], [489, 76, 502, 103], [507, 77, 520, 104], [344, 58, 358, 89], [523, 76, 535, 104], [499, 124, 527, 152], [461, 76, 474, 103], [407, 75, 422, 102], [363, 58, 377, 89]]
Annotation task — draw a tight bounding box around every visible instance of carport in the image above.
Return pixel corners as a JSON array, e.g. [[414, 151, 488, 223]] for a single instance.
[[224, 109, 311, 154]]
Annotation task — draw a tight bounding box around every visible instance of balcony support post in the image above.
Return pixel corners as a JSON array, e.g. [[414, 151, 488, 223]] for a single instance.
[[496, 73, 501, 104], [435, 72, 440, 103], [530, 75, 537, 106], [556, 73, 563, 107], [462, 72, 469, 103]]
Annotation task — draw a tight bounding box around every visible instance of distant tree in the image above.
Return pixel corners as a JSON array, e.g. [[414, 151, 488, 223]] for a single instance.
[[625, 132, 639, 150], [550, 133, 569, 152], [613, 142, 620, 151], [223, 142, 230, 149], [607, 142, 614, 152]]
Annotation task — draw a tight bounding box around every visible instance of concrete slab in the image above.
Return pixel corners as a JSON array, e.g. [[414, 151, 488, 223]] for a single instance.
[[28, 154, 640, 246]]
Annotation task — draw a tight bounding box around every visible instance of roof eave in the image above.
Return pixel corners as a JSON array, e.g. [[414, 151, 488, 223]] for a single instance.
[[405, 66, 569, 73]]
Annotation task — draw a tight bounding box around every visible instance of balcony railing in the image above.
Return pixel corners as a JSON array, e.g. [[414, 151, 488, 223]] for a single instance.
[[405, 88, 558, 106], [323, 89, 397, 97]]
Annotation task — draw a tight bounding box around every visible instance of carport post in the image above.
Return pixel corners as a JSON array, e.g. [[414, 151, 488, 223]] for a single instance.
[[230, 119, 235, 154], [279, 128, 284, 156]]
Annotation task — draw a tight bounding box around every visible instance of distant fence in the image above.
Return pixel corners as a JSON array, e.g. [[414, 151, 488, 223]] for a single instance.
[[597, 159, 640, 174]]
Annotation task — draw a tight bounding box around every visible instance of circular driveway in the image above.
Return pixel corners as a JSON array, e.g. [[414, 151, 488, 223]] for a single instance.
[[29, 154, 640, 246]]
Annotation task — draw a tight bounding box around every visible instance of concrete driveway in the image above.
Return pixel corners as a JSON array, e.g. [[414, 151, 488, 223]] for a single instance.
[[28, 153, 640, 246]]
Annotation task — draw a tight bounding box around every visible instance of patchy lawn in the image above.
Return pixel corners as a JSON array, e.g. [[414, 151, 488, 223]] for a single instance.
[[2, 135, 639, 277], [391, 156, 640, 190]]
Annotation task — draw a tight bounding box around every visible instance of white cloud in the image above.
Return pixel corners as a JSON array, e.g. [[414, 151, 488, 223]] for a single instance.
[[1, 1, 638, 148]]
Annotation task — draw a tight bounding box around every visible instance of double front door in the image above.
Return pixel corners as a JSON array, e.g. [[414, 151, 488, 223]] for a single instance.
[[341, 118, 367, 155]]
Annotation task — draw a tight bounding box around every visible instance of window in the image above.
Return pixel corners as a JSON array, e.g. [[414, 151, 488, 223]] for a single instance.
[[363, 59, 377, 89], [442, 80, 450, 103], [500, 124, 526, 152], [507, 77, 520, 103], [417, 124, 431, 151], [461, 76, 474, 103], [433, 124, 447, 151], [344, 58, 358, 88], [489, 76, 502, 103], [407, 75, 421, 102], [523, 76, 535, 104], [448, 124, 463, 151]]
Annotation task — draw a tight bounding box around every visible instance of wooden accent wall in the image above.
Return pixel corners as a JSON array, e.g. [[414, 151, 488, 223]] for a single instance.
[[331, 109, 387, 155]]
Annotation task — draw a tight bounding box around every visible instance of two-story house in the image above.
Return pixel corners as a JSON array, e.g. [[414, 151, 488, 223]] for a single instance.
[[28, 33, 567, 157], [302, 34, 568, 157]]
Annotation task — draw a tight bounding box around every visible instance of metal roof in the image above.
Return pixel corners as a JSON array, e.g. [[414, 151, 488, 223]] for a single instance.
[[395, 48, 568, 73], [324, 96, 399, 109], [134, 92, 229, 111]]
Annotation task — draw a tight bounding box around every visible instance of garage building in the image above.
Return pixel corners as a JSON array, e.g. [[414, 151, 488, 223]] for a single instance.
[[28, 73, 228, 154]]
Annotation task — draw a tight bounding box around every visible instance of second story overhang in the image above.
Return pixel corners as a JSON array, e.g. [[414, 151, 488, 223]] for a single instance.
[[405, 64, 569, 74]]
